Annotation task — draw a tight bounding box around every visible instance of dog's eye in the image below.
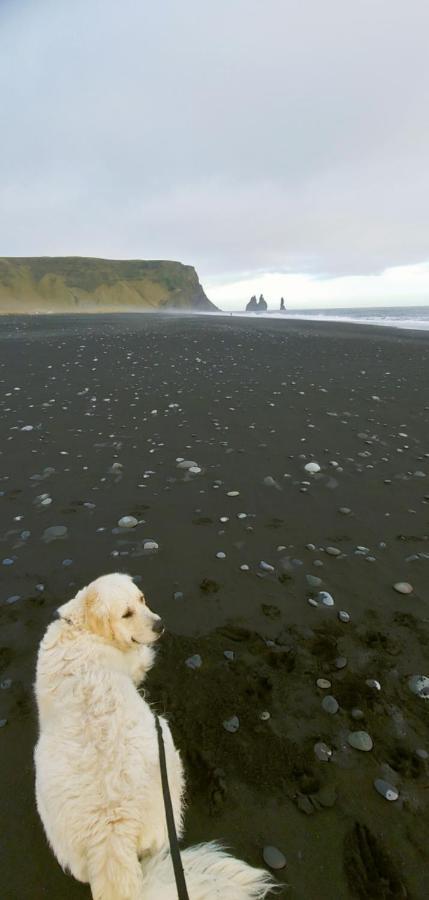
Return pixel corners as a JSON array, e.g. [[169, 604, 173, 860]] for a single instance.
[[122, 609, 133, 619]]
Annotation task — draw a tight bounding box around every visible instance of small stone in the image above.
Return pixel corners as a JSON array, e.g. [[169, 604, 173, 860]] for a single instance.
[[188, 466, 202, 475], [415, 748, 428, 760], [393, 581, 413, 594], [338, 610, 350, 623], [223, 715, 239, 733], [316, 785, 337, 807], [366, 679, 381, 691], [2, 558, 14, 566], [224, 650, 235, 661], [6, 595, 20, 605], [216, 552, 226, 559], [177, 460, 198, 469], [259, 561, 275, 573], [317, 591, 335, 607], [306, 574, 322, 587], [326, 546, 341, 556], [0, 718, 7, 728], [335, 656, 347, 669], [322, 695, 339, 714], [227, 490, 240, 497], [316, 678, 331, 689], [263, 476, 278, 488], [297, 796, 314, 815], [259, 710, 270, 721], [173, 592, 184, 601], [42, 525, 68, 543], [347, 731, 373, 752], [240, 564, 250, 571], [143, 540, 159, 552], [351, 708, 364, 720], [408, 675, 429, 699], [118, 516, 138, 528], [374, 779, 399, 801], [185, 654, 202, 670], [262, 846, 286, 870], [314, 741, 332, 762], [304, 462, 320, 474], [339, 507, 351, 515]]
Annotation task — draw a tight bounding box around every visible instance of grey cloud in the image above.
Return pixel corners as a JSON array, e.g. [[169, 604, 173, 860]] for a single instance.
[[0, 0, 428, 280]]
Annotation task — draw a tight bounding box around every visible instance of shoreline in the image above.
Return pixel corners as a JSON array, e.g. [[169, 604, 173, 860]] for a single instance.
[[1, 307, 429, 335]]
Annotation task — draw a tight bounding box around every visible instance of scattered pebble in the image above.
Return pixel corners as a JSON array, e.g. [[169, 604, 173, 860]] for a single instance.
[[322, 695, 339, 714], [259, 711, 270, 721], [408, 675, 429, 699], [393, 582, 413, 594], [306, 574, 322, 587], [262, 846, 286, 870], [143, 540, 158, 552], [347, 731, 373, 752], [185, 654, 202, 670], [259, 561, 275, 573], [314, 741, 332, 762], [317, 591, 335, 607], [335, 656, 347, 669], [42, 525, 68, 543], [338, 610, 350, 623], [223, 715, 240, 733], [304, 462, 320, 474], [366, 679, 381, 691], [374, 779, 399, 801], [316, 678, 331, 689], [118, 515, 138, 528]]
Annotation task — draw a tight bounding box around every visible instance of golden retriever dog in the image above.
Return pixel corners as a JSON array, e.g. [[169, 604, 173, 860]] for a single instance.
[[34, 573, 275, 899]]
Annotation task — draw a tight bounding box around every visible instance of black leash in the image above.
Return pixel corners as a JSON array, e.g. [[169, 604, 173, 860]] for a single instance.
[[154, 714, 190, 900]]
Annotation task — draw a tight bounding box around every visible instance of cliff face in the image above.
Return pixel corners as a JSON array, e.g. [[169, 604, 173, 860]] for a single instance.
[[0, 257, 217, 313]]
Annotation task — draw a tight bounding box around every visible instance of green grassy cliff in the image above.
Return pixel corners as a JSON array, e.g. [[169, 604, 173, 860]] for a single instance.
[[0, 257, 217, 313]]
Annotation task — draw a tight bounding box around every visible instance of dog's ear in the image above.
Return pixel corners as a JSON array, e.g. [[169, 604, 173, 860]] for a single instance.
[[56, 589, 86, 626], [84, 585, 115, 641]]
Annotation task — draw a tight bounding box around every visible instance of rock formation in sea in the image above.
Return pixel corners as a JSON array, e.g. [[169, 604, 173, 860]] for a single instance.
[[246, 294, 267, 313]]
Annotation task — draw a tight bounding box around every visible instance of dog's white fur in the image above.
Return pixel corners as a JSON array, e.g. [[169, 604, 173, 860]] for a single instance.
[[34, 573, 275, 899]]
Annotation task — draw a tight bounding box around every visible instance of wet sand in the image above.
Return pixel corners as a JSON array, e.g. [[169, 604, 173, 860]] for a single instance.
[[0, 313, 428, 899]]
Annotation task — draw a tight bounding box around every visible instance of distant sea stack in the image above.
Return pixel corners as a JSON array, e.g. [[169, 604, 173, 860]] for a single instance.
[[246, 293, 267, 313], [0, 257, 218, 313]]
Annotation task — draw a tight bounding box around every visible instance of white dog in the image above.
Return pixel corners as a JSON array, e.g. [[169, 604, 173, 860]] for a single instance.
[[34, 573, 276, 899]]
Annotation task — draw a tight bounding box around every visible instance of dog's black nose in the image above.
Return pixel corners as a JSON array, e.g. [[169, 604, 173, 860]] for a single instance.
[[152, 617, 164, 634]]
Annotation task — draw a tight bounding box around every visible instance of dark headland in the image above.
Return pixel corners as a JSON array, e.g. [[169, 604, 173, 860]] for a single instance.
[[0, 313, 428, 899], [0, 256, 217, 313]]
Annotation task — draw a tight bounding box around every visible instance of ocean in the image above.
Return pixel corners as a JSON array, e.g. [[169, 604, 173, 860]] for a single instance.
[[230, 305, 429, 330]]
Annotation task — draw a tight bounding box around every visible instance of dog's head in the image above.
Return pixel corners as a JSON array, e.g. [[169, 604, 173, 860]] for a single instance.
[[56, 573, 164, 650]]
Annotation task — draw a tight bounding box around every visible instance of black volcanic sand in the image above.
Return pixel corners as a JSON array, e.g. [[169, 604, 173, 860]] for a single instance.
[[1, 313, 429, 899]]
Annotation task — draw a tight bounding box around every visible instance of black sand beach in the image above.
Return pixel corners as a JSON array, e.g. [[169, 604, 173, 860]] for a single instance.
[[1, 313, 428, 899]]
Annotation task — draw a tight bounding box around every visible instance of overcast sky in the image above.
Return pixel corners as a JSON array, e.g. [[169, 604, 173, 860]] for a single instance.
[[1, 0, 429, 308]]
